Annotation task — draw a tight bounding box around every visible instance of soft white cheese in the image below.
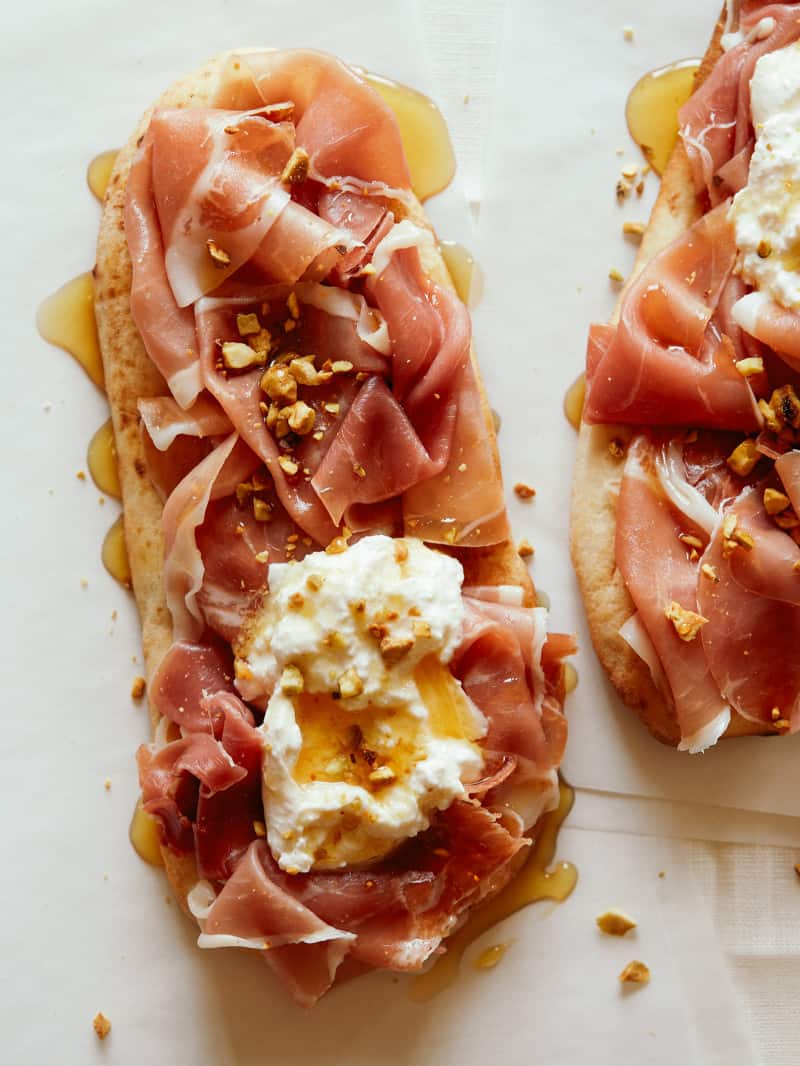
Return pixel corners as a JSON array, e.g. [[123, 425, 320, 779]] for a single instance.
[[238, 535, 485, 873], [730, 41, 800, 310]]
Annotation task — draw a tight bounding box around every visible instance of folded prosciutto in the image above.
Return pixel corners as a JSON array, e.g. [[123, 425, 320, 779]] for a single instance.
[[582, 4, 800, 751], [122, 49, 572, 1007]]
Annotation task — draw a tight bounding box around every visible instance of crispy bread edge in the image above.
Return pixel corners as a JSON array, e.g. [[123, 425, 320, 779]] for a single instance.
[[570, 9, 767, 746], [94, 56, 537, 918]]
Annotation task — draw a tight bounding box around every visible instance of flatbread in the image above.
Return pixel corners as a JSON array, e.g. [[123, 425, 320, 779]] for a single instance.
[[94, 54, 538, 915], [570, 10, 767, 746]]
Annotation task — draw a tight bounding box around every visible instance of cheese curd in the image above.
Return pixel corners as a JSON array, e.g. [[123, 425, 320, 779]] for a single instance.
[[730, 42, 800, 310], [237, 535, 485, 873]]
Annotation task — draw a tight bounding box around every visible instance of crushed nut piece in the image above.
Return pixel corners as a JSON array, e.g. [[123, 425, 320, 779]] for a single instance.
[[76, 469, 86, 481], [735, 356, 764, 378], [236, 312, 261, 337], [280, 147, 310, 185], [514, 482, 536, 500], [678, 533, 704, 550], [253, 820, 267, 837], [338, 667, 364, 699], [596, 909, 637, 937], [622, 25, 634, 41], [757, 238, 772, 259], [665, 601, 708, 642], [622, 220, 645, 239], [757, 399, 780, 433], [518, 539, 535, 558], [727, 438, 760, 477], [764, 488, 791, 515], [281, 664, 305, 695], [261, 365, 297, 403], [93, 1013, 111, 1040], [286, 291, 300, 320], [221, 340, 266, 371], [608, 267, 625, 283], [394, 541, 409, 563], [323, 401, 341, 415], [331, 359, 354, 374], [278, 456, 299, 476], [701, 563, 719, 582], [380, 635, 415, 664], [130, 676, 146, 701], [252, 498, 273, 522], [619, 960, 650, 985], [621, 164, 638, 180], [368, 765, 396, 785], [255, 550, 269, 563], [286, 400, 316, 435], [771, 384, 800, 429], [206, 239, 231, 267], [104, 778, 112, 791], [412, 620, 432, 639]]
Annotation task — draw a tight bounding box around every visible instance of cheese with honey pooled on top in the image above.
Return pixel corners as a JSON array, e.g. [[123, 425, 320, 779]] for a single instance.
[[236, 535, 486, 873], [730, 41, 800, 314]]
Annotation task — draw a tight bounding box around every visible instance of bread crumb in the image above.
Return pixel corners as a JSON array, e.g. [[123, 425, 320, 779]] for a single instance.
[[130, 676, 146, 701], [76, 470, 86, 481], [93, 1012, 111, 1040], [104, 778, 112, 791], [513, 482, 536, 500], [619, 960, 650, 984], [517, 539, 535, 558], [622, 26, 634, 42], [608, 267, 625, 284]]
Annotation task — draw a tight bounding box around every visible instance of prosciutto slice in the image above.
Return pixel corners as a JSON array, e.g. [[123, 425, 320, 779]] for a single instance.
[[698, 496, 800, 731], [615, 437, 730, 749], [229, 50, 412, 190], [584, 205, 761, 430], [161, 434, 260, 638], [125, 130, 200, 407], [776, 448, 800, 512]]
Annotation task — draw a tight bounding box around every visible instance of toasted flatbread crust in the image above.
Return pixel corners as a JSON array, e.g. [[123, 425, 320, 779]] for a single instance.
[[94, 55, 537, 917], [571, 10, 766, 746]]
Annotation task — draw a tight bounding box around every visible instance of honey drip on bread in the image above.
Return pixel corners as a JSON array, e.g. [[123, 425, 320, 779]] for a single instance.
[[129, 800, 164, 867], [564, 372, 586, 430], [88, 419, 121, 498], [626, 60, 700, 175], [362, 72, 456, 202], [439, 241, 483, 307], [102, 515, 131, 589], [409, 779, 577, 1001], [87, 150, 119, 202], [36, 272, 104, 388]]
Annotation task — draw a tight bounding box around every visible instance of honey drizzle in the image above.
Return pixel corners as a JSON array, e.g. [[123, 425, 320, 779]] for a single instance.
[[625, 60, 700, 176], [88, 419, 121, 498], [439, 241, 483, 307], [564, 662, 579, 695], [363, 72, 456, 202], [102, 515, 132, 589], [409, 780, 577, 1001], [36, 272, 104, 389], [473, 942, 511, 971], [129, 799, 164, 867], [87, 149, 119, 202], [564, 372, 586, 431]]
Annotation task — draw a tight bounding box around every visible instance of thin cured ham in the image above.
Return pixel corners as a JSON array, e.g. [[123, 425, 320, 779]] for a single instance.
[[615, 437, 730, 750], [584, 205, 761, 431]]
